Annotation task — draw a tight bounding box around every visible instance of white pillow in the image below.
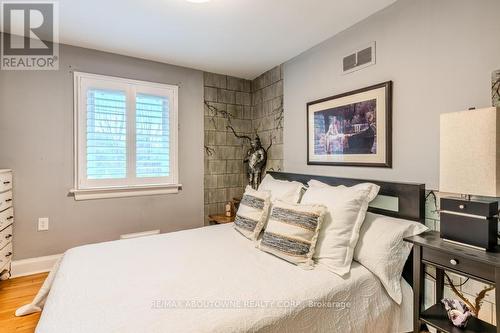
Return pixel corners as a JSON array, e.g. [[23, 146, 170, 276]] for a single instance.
[[300, 180, 379, 276], [258, 200, 327, 269], [234, 186, 271, 241], [258, 174, 304, 203], [354, 212, 428, 304], [307, 179, 336, 188]]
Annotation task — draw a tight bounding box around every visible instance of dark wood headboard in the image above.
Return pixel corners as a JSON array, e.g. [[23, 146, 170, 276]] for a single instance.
[[267, 171, 426, 285], [268, 171, 425, 222]]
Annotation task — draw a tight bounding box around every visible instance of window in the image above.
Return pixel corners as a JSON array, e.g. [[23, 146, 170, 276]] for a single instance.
[[73, 72, 179, 200]]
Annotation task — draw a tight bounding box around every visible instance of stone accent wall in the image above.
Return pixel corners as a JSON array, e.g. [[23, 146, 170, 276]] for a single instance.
[[493, 70, 500, 107], [424, 191, 498, 325], [203, 66, 284, 223], [251, 65, 284, 172], [204, 73, 252, 223]]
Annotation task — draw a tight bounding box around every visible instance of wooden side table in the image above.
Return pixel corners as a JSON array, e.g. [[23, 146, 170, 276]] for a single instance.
[[405, 231, 500, 333], [208, 214, 235, 225]]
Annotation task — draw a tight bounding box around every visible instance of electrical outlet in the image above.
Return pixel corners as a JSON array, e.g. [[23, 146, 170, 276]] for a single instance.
[[38, 217, 49, 231]]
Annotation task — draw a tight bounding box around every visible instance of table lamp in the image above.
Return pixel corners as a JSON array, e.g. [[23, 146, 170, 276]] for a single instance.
[[439, 107, 500, 250]]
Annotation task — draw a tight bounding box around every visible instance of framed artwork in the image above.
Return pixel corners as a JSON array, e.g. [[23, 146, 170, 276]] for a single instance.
[[307, 81, 392, 167]]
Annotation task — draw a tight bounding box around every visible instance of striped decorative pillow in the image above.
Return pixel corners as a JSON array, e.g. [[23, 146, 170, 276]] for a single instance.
[[258, 200, 327, 268], [234, 186, 271, 240]]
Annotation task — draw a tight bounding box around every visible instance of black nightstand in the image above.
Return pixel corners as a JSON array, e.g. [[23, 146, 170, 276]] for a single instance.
[[404, 231, 500, 333]]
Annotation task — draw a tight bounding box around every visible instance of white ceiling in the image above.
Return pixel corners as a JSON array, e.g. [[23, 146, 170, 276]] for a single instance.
[[56, 0, 396, 79]]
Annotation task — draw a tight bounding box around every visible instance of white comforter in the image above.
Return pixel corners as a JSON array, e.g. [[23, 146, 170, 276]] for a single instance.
[[36, 224, 412, 333]]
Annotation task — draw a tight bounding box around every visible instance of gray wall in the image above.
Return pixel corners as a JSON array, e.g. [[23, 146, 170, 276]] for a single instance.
[[283, 0, 500, 190], [0, 43, 204, 260]]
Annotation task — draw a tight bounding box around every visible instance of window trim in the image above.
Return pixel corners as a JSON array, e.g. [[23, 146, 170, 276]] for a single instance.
[[72, 72, 180, 200]]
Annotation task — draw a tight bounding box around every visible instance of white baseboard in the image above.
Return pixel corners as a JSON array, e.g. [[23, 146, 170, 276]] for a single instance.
[[11, 254, 62, 278], [120, 229, 160, 239]]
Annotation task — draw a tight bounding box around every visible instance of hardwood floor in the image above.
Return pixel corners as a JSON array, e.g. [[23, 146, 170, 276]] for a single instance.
[[0, 273, 47, 333]]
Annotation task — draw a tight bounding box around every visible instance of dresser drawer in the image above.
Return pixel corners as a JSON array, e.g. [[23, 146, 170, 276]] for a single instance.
[[0, 242, 12, 273], [422, 247, 495, 282], [0, 191, 13, 212], [0, 172, 12, 193], [0, 207, 14, 230], [0, 225, 13, 251]]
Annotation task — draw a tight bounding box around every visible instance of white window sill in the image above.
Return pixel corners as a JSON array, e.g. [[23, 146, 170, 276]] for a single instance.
[[70, 184, 182, 201]]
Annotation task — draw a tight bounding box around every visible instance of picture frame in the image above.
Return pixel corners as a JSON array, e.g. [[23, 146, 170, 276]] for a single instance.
[[307, 81, 392, 167]]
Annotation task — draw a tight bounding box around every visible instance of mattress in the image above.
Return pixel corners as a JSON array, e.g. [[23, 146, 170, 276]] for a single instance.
[[36, 223, 412, 333]]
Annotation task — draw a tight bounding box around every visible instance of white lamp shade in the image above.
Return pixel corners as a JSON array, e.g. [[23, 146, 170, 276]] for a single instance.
[[440, 107, 500, 197]]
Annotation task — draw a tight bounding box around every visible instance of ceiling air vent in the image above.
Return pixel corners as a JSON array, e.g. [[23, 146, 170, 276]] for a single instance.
[[342, 42, 376, 74]]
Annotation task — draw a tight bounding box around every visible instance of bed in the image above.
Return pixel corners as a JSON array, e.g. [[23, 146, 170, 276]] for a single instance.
[[33, 172, 425, 333]]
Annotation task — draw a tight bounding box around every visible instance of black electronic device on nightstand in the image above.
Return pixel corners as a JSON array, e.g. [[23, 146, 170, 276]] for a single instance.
[[440, 197, 498, 251]]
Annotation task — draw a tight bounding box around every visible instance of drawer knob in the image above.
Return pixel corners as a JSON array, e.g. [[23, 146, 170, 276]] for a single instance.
[[3, 181, 10, 185], [459, 204, 465, 210], [5, 252, 12, 257], [6, 216, 13, 220], [450, 259, 459, 266], [5, 199, 12, 202], [5, 234, 12, 239]]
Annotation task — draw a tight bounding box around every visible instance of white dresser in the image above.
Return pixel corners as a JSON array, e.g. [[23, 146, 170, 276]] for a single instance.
[[0, 169, 13, 280]]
